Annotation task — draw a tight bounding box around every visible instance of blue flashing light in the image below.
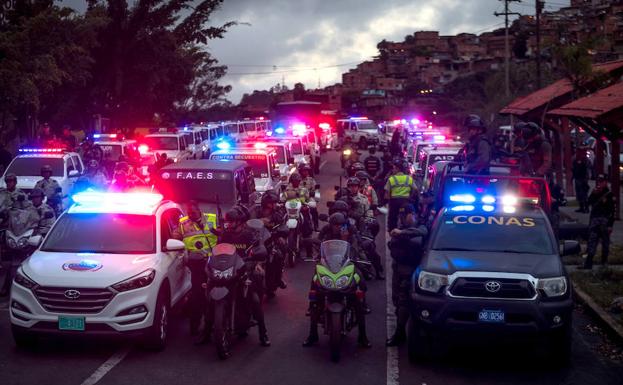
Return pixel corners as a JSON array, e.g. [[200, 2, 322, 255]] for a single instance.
[[450, 257, 475, 269], [275, 127, 285, 134], [481, 195, 496, 204], [93, 134, 101, 139], [449, 194, 476, 204], [266, 131, 273, 136], [216, 141, 231, 150], [482, 205, 495, 212], [450, 205, 475, 212]]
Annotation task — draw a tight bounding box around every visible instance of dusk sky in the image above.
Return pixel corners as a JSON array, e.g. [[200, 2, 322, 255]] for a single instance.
[[64, 0, 571, 102]]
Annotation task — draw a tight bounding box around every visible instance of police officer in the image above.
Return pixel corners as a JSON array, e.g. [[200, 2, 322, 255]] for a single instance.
[[573, 149, 591, 213], [84, 160, 108, 189], [363, 146, 383, 181], [384, 160, 418, 231], [0, 174, 25, 220], [386, 203, 428, 346], [253, 191, 288, 296], [305, 212, 371, 348], [491, 134, 511, 162], [284, 173, 309, 202], [581, 174, 615, 270], [29, 188, 56, 237], [172, 201, 218, 342], [355, 171, 378, 211], [521, 122, 552, 179], [299, 164, 319, 231], [35, 165, 62, 212], [218, 207, 271, 347], [346, 177, 369, 221], [461, 115, 490, 175]]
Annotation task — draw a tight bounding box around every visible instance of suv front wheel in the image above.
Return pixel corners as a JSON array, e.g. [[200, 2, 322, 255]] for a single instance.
[[142, 287, 170, 351]]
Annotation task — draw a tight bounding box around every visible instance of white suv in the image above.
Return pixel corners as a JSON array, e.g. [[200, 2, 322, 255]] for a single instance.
[[10, 192, 191, 350]]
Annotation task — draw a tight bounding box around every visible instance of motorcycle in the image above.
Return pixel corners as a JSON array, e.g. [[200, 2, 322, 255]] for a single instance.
[[284, 197, 316, 267], [309, 240, 369, 362], [205, 219, 268, 360], [264, 219, 289, 297]]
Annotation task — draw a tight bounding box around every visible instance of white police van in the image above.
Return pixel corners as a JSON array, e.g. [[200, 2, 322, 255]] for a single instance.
[[10, 192, 191, 350]]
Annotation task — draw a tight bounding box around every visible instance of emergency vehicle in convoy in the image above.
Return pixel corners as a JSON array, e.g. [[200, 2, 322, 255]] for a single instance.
[[238, 141, 296, 182], [338, 117, 380, 148], [177, 127, 209, 159], [418, 146, 462, 182], [411, 136, 462, 170], [239, 118, 271, 139], [141, 132, 193, 163], [1, 148, 85, 204], [209, 146, 281, 194], [265, 130, 310, 172], [409, 178, 579, 364], [156, 160, 256, 215], [93, 134, 140, 175], [10, 191, 191, 350]]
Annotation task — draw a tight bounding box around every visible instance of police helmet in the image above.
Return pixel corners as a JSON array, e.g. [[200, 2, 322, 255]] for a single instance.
[[41, 165, 53, 174], [225, 207, 245, 223], [346, 177, 360, 187], [362, 216, 380, 237], [29, 188, 45, 199], [330, 200, 350, 214], [351, 162, 365, 172], [328, 212, 348, 226], [464, 114, 486, 132], [4, 173, 17, 183], [520, 122, 541, 139], [289, 172, 302, 184], [368, 146, 377, 154], [261, 191, 280, 207], [355, 171, 370, 183], [88, 159, 99, 169]]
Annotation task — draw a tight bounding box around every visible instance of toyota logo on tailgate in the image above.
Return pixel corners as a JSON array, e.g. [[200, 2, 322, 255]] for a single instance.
[[64, 289, 81, 299], [484, 281, 501, 293]]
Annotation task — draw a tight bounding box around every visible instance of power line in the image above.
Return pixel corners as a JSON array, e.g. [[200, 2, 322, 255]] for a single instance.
[[225, 60, 368, 76]]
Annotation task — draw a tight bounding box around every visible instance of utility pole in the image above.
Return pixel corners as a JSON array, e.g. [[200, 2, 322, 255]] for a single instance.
[[536, 0, 544, 88], [495, 0, 522, 97]]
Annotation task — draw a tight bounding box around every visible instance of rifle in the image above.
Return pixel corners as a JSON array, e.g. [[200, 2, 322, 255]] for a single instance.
[[215, 194, 223, 225]]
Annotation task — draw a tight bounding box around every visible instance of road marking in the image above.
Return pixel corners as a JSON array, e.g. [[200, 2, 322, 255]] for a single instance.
[[319, 160, 328, 171], [80, 345, 132, 385], [386, 235, 399, 385]]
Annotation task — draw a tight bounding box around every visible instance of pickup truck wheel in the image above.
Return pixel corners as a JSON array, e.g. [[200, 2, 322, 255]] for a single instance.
[[407, 317, 432, 362], [12, 325, 37, 348], [549, 323, 572, 366]]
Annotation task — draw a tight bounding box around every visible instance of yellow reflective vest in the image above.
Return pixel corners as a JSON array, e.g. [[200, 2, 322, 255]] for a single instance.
[[178, 213, 218, 256], [388, 173, 414, 198]]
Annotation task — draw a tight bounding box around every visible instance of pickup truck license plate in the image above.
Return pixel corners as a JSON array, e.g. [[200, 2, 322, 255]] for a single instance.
[[478, 309, 505, 323], [58, 316, 85, 331]]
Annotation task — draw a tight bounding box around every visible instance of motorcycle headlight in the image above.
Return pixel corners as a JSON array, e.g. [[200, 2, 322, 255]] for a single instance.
[[17, 237, 28, 247], [335, 275, 352, 289], [538, 277, 567, 297], [14, 270, 38, 290], [112, 269, 156, 292], [417, 271, 449, 293], [319, 275, 335, 289], [213, 266, 234, 279], [343, 149, 352, 156], [7, 238, 17, 248]]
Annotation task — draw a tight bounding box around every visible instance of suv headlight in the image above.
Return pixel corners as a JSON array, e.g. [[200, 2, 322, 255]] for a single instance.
[[417, 271, 449, 293], [538, 277, 567, 297], [14, 270, 38, 290], [112, 269, 156, 292]]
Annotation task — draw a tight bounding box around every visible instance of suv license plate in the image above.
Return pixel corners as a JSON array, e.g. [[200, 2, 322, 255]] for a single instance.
[[58, 316, 85, 331], [478, 309, 505, 323]]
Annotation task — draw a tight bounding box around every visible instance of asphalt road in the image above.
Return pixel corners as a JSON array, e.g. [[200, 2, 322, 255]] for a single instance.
[[1, 150, 623, 385]]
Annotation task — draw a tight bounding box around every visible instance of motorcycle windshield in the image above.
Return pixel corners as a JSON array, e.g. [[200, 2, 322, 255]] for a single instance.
[[320, 240, 350, 274]]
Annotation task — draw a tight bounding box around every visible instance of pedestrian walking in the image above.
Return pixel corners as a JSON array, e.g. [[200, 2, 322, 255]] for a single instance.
[[580, 174, 615, 270]]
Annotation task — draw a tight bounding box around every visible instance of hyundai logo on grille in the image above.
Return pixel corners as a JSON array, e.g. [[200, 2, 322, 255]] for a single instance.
[[484, 281, 501, 293], [64, 289, 81, 299]]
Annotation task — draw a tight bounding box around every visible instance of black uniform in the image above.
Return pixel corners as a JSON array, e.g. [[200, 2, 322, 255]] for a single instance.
[[572, 158, 590, 213], [363, 155, 382, 179], [584, 187, 615, 269], [387, 225, 428, 343], [463, 134, 490, 175], [252, 205, 287, 294]]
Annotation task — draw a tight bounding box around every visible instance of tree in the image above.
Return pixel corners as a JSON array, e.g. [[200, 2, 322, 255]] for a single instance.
[[81, 0, 234, 127]]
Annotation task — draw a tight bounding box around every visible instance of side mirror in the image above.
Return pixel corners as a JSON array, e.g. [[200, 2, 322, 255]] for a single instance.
[[560, 240, 581, 256], [27, 235, 43, 247], [166, 239, 185, 251], [318, 213, 329, 222], [68, 170, 79, 178]]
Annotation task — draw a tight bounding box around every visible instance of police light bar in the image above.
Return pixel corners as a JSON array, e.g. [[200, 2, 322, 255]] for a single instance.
[[19, 148, 64, 153], [70, 191, 164, 214], [449, 194, 476, 204], [319, 123, 330, 130], [274, 127, 285, 134], [350, 117, 369, 121], [93, 134, 118, 140], [411, 118, 421, 125], [254, 142, 267, 149], [138, 144, 149, 155], [216, 141, 231, 150]]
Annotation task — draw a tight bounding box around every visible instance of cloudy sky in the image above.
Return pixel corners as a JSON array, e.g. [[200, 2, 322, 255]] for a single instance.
[[65, 0, 571, 102]]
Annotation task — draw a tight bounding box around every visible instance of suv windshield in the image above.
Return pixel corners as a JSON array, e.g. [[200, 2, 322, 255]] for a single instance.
[[269, 146, 286, 164], [357, 121, 377, 131], [433, 214, 554, 255], [156, 169, 236, 203], [97, 143, 123, 161], [42, 213, 156, 254], [6, 157, 64, 177], [145, 136, 179, 151]]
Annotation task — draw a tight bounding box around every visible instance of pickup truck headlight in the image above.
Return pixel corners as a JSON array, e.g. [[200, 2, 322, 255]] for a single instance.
[[537, 277, 567, 297], [112, 269, 156, 292], [417, 271, 449, 293]]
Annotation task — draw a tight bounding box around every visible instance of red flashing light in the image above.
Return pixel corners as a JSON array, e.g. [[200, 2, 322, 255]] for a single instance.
[[254, 142, 268, 149], [319, 123, 330, 130], [138, 144, 149, 155]]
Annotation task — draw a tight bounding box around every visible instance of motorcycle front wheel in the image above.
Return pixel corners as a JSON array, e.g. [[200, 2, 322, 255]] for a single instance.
[[328, 311, 343, 362], [213, 300, 231, 360], [287, 231, 298, 267]]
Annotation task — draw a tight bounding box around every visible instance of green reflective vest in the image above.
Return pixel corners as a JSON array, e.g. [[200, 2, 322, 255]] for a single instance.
[[179, 213, 218, 256], [389, 174, 413, 198]]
